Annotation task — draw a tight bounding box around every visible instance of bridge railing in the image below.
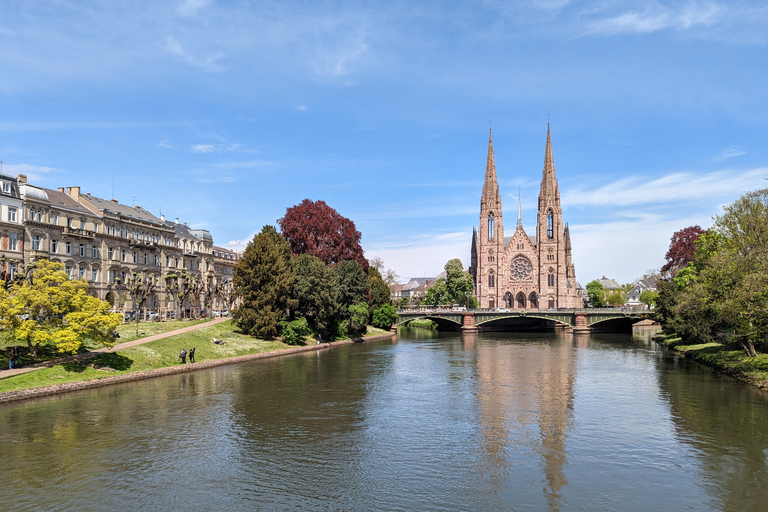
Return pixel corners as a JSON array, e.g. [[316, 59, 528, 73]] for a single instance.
[[397, 306, 652, 314]]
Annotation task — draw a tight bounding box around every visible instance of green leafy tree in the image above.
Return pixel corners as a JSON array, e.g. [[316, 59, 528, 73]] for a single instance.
[[372, 303, 398, 330], [367, 266, 391, 311], [280, 317, 311, 345], [444, 258, 475, 307], [585, 280, 604, 307], [0, 260, 121, 356], [423, 278, 447, 306], [292, 254, 340, 338], [639, 290, 659, 308], [348, 302, 369, 335], [336, 259, 367, 312], [232, 225, 296, 339]]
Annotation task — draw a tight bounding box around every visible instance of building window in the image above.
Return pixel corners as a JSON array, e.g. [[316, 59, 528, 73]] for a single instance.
[[52, 213, 58, 225], [52, 240, 58, 253], [66, 242, 72, 255], [488, 270, 495, 288], [36, 210, 42, 222], [79, 244, 85, 257], [122, 250, 127, 262], [144, 254, 147, 264], [93, 222, 99, 233], [488, 213, 495, 241], [547, 210, 554, 239], [80, 220, 86, 230], [67, 218, 72, 228], [166, 256, 171, 267], [92, 246, 98, 258], [79, 268, 85, 279], [65, 266, 72, 278], [92, 270, 98, 282], [154, 255, 159, 266], [8, 207, 16, 222], [133, 252, 138, 263], [108, 247, 114, 260], [547, 268, 555, 287], [9, 234, 18, 251], [1, 182, 9, 193], [32, 235, 40, 250]]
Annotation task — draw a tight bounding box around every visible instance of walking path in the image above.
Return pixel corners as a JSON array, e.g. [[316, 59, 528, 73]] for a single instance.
[[0, 317, 230, 380]]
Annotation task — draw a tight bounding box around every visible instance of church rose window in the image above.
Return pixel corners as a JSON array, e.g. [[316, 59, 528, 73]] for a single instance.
[[510, 257, 532, 281]]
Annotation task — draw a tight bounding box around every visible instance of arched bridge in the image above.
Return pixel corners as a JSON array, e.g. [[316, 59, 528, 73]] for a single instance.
[[396, 308, 654, 333]]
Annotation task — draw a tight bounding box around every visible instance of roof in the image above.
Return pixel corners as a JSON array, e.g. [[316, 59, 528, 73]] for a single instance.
[[82, 194, 165, 226], [597, 276, 622, 290], [42, 188, 99, 217]]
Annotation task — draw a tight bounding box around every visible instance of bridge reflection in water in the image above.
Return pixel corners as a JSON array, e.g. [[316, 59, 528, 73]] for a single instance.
[[397, 308, 653, 333]]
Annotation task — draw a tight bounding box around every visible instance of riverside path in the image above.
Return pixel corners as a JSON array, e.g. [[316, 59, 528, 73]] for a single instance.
[[0, 317, 230, 380]]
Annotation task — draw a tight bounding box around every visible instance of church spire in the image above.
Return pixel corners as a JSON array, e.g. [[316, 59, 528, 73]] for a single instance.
[[539, 123, 560, 202], [517, 189, 522, 227], [481, 129, 501, 210]]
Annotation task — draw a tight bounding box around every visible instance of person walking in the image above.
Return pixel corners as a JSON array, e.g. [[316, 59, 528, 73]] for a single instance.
[[13, 347, 20, 368], [188, 347, 196, 363], [179, 348, 187, 364], [8, 347, 15, 370]]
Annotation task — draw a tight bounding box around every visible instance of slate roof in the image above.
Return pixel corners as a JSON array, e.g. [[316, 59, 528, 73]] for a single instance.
[[41, 188, 99, 217], [82, 194, 164, 226]]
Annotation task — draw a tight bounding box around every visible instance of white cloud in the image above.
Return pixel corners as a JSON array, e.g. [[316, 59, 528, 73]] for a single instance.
[[564, 167, 767, 208], [190, 143, 259, 154], [2, 163, 64, 183], [177, 0, 213, 18], [366, 231, 470, 281], [165, 36, 225, 72], [714, 146, 746, 161], [586, 2, 726, 34], [156, 138, 177, 149], [296, 105, 308, 112]]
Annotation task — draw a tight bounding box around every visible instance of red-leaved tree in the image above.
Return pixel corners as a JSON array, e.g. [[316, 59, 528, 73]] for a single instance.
[[662, 225, 708, 274], [278, 199, 368, 271]]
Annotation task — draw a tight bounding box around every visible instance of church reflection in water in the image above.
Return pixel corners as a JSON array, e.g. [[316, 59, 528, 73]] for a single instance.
[[467, 331, 576, 511]]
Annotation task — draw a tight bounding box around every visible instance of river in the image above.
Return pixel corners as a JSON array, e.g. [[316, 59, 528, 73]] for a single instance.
[[2, 328, 768, 511]]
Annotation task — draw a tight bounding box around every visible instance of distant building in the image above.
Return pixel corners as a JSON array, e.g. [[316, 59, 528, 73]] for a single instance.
[[626, 274, 659, 308], [391, 277, 436, 305], [596, 276, 622, 291]]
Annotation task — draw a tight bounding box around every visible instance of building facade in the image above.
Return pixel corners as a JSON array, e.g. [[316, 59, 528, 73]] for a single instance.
[[472, 126, 579, 310]]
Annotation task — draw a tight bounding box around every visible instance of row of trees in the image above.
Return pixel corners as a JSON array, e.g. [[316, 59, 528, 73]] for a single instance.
[[656, 189, 768, 357], [422, 258, 477, 308], [232, 200, 396, 342]]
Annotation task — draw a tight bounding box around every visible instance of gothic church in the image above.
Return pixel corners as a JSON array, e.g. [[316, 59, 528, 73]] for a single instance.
[[470, 126, 579, 310]]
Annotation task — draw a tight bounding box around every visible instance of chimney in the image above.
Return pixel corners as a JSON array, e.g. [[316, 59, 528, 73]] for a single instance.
[[66, 186, 80, 201], [184, 222, 188, 227], [135, 205, 142, 210], [175, 218, 179, 224], [58, 187, 64, 192], [111, 198, 118, 203], [161, 214, 166, 222], [17, 174, 27, 184]]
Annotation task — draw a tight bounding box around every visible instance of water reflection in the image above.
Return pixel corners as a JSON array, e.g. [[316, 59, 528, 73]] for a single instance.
[[1, 330, 768, 511]]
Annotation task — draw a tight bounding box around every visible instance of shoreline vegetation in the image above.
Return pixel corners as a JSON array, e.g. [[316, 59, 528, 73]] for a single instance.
[[654, 332, 768, 390], [0, 319, 393, 403]]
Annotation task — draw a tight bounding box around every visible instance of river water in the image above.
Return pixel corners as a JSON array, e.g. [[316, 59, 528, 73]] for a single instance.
[[2, 329, 768, 511]]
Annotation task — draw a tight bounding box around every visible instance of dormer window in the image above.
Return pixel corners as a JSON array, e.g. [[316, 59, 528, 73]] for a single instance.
[[2, 182, 10, 193]]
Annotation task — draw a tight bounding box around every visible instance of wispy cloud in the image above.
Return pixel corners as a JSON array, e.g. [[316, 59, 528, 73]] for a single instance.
[[177, 0, 213, 18], [2, 163, 64, 182], [296, 105, 309, 112], [190, 143, 259, 154], [713, 145, 746, 161], [156, 138, 177, 149], [564, 167, 767, 207], [586, 2, 726, 35], [165, 36, 225, 72]]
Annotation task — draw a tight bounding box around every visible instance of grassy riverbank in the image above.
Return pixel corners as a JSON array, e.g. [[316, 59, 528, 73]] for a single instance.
[[0, 321, 391, 394], [658, 334, 768, 389]]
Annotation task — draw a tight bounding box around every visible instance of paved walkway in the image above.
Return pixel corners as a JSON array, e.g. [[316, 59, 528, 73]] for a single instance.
[[0, 317, 230, 380]]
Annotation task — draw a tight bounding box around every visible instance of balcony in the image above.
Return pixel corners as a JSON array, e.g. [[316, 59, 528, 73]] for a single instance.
[[63, 227, 95, 239]]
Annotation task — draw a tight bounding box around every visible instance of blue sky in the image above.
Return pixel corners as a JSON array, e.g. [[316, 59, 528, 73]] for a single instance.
[[1, 0, 766, 285]]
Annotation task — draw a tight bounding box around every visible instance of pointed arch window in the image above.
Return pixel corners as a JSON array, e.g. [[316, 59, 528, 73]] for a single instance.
[[547, 268, 555, 287], [547, 210, 554, 239], [488, 269, 495, 288], [488, 213, 495, 241]]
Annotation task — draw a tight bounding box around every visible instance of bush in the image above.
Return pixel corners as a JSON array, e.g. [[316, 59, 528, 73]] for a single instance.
[[372, 304, 397, 330], [280, 317, 311, 345]]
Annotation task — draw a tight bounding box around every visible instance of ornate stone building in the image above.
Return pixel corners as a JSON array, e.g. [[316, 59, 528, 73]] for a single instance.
[[471, 126, 579, 310]]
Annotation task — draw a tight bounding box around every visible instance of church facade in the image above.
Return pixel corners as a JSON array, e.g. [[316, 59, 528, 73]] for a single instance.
[[470, 126, 580, 310]]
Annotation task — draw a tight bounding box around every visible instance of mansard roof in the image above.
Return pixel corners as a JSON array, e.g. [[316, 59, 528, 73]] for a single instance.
[[42, 188, 99, 218], [83, 194, 165, 226], [0, 174, 21, 200]]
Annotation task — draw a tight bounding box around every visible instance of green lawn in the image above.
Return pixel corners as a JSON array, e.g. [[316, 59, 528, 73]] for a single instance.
[[665, 339, 768, 388], [0, 322, 392, 393], [0, 318, 214, 368]]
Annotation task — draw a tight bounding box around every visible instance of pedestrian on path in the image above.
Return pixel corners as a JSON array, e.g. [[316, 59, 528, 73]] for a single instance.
[[13, 347, 20, 368], [179, 349, 187, 364], [189, 347, 196, 363]]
